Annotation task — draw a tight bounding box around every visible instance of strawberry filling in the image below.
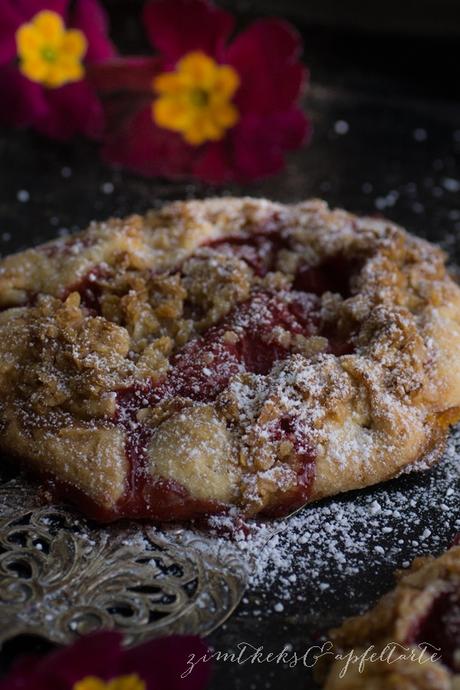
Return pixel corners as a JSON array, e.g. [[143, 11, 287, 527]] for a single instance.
[[260, 415, 316, 517], [208, 232, 288, 276], [61, 230, 361, 521], [153, 289, 320, 402], [62, 264, 110, 312], [293, 254, 361, 298], [409, 587, 460, 672]]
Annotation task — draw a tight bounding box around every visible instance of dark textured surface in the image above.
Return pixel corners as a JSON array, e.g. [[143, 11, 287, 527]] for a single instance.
[[1, 7, 460, 689]]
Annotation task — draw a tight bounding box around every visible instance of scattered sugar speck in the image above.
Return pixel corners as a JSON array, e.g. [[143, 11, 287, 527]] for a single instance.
[[334, 120, 349, 135], [17, 189, 29, 203], [101, 182, 114, 195], [442, 177, 460, 193], [413, 128, 427, 142]]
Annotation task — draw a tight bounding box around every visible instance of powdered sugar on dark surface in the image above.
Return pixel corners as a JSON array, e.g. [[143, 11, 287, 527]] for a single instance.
[[185, 423, 460, 620], [1, 424, 459, 625]]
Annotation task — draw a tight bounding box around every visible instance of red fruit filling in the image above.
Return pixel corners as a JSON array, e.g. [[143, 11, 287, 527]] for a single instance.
[[208, 232, 288, 276], [260, 415, 316, 518], [210, 232, 362, 298], [206, 213, 284, 275], [105, 289, 320, 521], [62, 264, 110, 313], [152, 290, 320, 403], [56, 231, 362, 521], [119, 407, 225, 522], [293, 254, 362, 299], [409, 587, 460, 671]]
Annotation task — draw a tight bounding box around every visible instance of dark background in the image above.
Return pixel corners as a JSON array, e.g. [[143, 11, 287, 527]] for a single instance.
[[1, 2, 460, 688], [2, 1, 460, 259]]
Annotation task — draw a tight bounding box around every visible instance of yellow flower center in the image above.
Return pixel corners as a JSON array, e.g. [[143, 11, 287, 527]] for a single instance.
[[152, 51, 240, 146], [15, 10, 87, 89], [73, 673, 146, 690]]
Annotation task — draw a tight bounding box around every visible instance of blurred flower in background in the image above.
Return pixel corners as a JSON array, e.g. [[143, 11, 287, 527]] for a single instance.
[[102, 0, 310, 183], [0, 0, 311, 183], [0, 631, 211, 690], [0, 0, 115, 139]]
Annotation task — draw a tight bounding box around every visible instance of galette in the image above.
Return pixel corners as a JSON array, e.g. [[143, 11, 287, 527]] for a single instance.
[[0, 197, 459, 521], [321, 544, 460, 689]]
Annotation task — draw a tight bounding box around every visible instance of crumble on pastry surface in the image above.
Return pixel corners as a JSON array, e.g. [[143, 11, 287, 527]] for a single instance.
[[320, 544, 460, 689], [0, 197, 459, 521]]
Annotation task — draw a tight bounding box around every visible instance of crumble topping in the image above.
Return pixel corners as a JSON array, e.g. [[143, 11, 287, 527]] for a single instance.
[[321, 545, 460, 688], [0, 197, 459, 521]]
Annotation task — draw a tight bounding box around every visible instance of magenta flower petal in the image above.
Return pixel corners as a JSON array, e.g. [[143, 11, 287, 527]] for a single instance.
[[122, 635, 212, 690], [0, 64, 47, 127], [0, 654, 45, 690], [0, 633, 123, 690], [143, 0, 234, 65], [193, 141, 232, 184], [226, 18, 307, 114], [14, 0, 68, 20], [88, 56, 161, 94], [269, 107, 311, 150], [0, 1, 23, 64], [102, 105, 197, 178], [0, 632, 211, 690], [34, 631, 123, 686], [233, 118, 285, 180], [35, 79, 106, 140], [232, 109, 310, 181], [193, 108, 309, 183], [100, 0, 310, 184], [0, 0, 114, 139], [71, 0, 116, 63]]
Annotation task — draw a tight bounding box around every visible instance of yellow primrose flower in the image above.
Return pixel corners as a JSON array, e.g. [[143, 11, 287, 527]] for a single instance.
[[153, 51, 240, 146], [16, 10, 87, 89], [73, 673, 146, 690]]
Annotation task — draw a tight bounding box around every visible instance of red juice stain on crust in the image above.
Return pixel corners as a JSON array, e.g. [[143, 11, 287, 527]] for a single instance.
[[39, 476, 123, 523], [409, 587, 460, 672], [62, 264, 111, 313], [208, 232, 287, 277], [111, 386, 226, 521], [261, 415, 316, 518]]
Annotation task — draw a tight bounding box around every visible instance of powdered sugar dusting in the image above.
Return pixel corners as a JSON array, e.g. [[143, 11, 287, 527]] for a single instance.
[[183, 424, 460, 616], [1, 423, 459, 629]]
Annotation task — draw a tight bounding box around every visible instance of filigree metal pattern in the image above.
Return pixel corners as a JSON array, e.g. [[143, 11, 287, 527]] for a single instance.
[[0, 477, 247, 647]]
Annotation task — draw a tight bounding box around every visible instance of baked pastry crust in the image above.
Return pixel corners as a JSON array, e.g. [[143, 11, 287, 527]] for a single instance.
[[0, 197, 460, 521], [321, 545, 460, 689]]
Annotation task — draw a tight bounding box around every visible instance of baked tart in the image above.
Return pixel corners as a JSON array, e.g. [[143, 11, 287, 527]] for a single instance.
[[0, 198, 459, 521], [321, 544, 460, 689]]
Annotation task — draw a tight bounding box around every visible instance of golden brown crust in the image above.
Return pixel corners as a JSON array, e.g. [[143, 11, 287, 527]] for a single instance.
[[321, 546, 460, 689], [0, 197, 460, 520]]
